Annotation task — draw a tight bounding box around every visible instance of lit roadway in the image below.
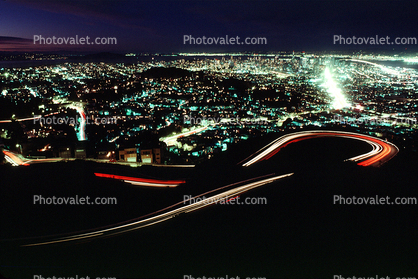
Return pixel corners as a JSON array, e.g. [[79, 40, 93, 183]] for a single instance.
[[21, 173, 293, 246], [161, 118, 273, 147], [347, 59, 418, 85], [161, 125, 210, 146], [0, 103, 87, 141], [240, 130, 398, 167], [3, 151, 194, 168], [67, 103, 87, 141], [2, 150, 67, 166], [3, 150, 30, 166], [0, 116, 42, 124], [94, 173, 186, 187], [3, 130, 398, 246]]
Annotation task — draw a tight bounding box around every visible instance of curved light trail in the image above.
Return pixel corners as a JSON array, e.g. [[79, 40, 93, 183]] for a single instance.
[[21, 173, 293, 246], [241, 130, 398, 167], [68, 105, 87, 141], [6, 130, 398, 246]]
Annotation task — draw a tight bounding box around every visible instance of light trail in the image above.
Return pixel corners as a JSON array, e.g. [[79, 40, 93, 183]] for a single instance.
[[2, 150, 29, 166], [161, 125, 210, 146], [6, 130, 398, 246], [0, 116, 42, 124], [349, 59, 418, 84], [21, 173, 293, 246], [68, 105, 87, 141], [23, 158, 66, 164], [241, 130, 398, 167], [351, 66, 416, 85], [350, 59, 401, 76], [2, 150, 67, 167], [94, 173, 186, 187]]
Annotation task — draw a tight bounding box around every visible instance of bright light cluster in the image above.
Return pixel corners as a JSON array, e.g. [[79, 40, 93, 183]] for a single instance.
[[323, 68, 350, 110]]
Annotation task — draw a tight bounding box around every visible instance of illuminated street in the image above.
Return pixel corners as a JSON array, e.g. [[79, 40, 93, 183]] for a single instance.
[[1, 1, 418, 278]]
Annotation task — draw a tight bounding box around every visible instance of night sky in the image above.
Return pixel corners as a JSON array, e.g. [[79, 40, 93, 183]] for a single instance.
[[0, 0, 418, 53]]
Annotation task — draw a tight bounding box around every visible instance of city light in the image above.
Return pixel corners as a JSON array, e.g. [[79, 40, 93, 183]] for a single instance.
[[1, 0, 417, 277], [323, 67, 350, 110]]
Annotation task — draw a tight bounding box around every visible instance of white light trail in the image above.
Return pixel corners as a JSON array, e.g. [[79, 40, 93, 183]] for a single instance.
[[350, 59, 400, 76], [22, 173, 293, 246], [69, 105, 87, 141], [349, 59, 418, 83], [241, 130, 398, 167], [161, 125, 210, 146]]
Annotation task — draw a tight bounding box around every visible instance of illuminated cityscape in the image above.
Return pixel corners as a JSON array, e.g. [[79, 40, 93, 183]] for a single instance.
[[1, 52, 417, 165], [1, 1, 418, 279]]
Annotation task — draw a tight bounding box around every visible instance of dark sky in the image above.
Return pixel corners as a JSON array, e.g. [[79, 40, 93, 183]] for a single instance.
[[0, 0, 417, 53]]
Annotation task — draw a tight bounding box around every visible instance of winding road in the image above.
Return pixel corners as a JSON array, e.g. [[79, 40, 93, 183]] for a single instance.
[[1, 130, 398, 246], [240, 130, 398, 167]]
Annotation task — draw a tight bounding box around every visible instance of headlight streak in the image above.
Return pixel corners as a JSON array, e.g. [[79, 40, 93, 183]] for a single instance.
[[7, 129, 398, 247], [241, 130, 398, 167], [20, 173, 293, 246]]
